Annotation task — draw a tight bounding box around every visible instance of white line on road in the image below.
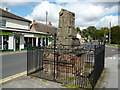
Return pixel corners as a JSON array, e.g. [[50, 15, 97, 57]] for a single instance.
[[112, 49, 115, 51]]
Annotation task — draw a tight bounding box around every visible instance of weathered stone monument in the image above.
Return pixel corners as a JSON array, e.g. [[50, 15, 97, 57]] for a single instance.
[[57, 9, 79, 48]]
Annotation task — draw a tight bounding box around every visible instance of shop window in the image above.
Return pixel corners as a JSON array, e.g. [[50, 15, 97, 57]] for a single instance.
[[3, 35, 9, 49], [28, 38, 32, 47], [42, 38, 45, 47], [46, 38, 48, 46], [24, 37, 28, 48], [0, 19, 6, 27], [33, 38, 36, 47], [38, 38, 41, 47]]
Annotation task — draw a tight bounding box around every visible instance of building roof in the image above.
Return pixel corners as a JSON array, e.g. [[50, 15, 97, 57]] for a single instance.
[[0, 8, 31, 23], [30, 22, 57, 35]]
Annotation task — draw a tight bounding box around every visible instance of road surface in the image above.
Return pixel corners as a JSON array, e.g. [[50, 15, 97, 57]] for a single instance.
[[105, 46, 118, 57], [2, 52, 27, 78]]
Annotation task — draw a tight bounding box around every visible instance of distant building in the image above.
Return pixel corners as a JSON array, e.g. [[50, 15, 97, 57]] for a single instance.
[[0, 8, 31, 51], [30, 21, 57, 46], [0, 8, 49, 51], [30, 21, 57, 35], [77, 32, 85, 44]]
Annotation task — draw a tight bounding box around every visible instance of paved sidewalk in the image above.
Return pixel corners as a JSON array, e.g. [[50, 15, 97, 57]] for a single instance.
[[0, 50, 27, 56], [1, 75, 67, 88], [100, 54, 118, 88]]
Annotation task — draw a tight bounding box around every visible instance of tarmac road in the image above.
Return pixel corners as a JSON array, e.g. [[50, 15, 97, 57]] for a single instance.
[[2, 52, 27, 78], [105, 46, 118, 57]]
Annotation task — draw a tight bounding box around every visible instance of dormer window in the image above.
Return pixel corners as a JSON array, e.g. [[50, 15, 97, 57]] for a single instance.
[[0, 19, 6, 27]]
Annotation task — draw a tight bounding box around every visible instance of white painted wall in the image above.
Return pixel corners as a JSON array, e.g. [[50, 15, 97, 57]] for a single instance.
[[36, 37, 38, 46], [1, 17, 30, 30], [24, 34, 34, 37], [8, 36, 14, 49], [41, 38, 43, 46], [1, 36, 3, 50], [20, 36, 25, 50], [13, 37, 15, 51]]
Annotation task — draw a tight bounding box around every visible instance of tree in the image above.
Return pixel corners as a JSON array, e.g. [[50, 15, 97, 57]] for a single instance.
[[96, 27, 109, 42], [81, 29, 89, 39], [76, 27, 81, 33], [87, 26, 97, 40], [111, 26, 120, 44]]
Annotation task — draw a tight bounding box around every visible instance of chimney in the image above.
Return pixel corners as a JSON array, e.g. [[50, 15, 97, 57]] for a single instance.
[[5, 8, 10, 12], [32, 19, 36, 24], [46, 11, 48, 25], [48, 22, 52, 26]]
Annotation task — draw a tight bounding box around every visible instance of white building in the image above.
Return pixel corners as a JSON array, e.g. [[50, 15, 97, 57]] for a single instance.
[[0, 8, 50, 51], [76, 32, 85, 44], [30, 21, 57, 47], [0, 8, 32, 51], [0, 8, 56, 51]]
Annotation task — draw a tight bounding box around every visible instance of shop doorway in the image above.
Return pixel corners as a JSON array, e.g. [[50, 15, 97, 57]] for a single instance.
[[33, 38, 36, 47], [24, 37, 28, 48], [42, 38, 45, 47], [38, 38, 41, 47], [15, 37, 20, 50]]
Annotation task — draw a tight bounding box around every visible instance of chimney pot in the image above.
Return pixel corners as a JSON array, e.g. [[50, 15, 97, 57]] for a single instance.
[[6, 8, 10, 12], [48, 22, 52, 26], [32, 19, 36, 24]]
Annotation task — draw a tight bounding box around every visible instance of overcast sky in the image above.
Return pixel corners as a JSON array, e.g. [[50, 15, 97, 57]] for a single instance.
[[0, 0, 119, 29]]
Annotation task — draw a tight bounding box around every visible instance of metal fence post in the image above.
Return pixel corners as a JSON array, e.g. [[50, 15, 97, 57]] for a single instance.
[[54, 34, 57, 80]]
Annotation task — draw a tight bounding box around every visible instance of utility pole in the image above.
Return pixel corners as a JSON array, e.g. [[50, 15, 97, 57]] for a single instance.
[[109, 22, 111, 44], [46, 11, 48, 25]]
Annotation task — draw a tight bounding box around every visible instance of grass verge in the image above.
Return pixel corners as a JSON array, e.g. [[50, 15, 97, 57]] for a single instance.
[[61, 83, 79, 88], [95, 68, 106, 88], [2, 49, 14, 52], [106, 44, 118, 47], [85, 68, 106, 89], [42, 79, 48, 82]]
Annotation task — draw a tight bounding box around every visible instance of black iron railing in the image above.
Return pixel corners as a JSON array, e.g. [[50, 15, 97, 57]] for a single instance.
[[27, 42, 105, 89]]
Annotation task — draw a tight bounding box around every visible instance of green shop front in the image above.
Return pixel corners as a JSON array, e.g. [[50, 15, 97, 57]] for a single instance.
[[0, 31, 25, 51], [0, 31, 14, 51], [24, 34, 53, 48]]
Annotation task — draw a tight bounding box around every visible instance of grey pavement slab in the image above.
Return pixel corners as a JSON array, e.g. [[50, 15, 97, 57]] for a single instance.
[[100, 54, 118, 88], [1, 75, 68, 88]]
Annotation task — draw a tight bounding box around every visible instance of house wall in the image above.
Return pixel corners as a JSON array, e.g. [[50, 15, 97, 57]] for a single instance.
[[36, 37, 38, 46], [2, 17, 30, 30], [8, 36, 14, 49], [1, 35, 3, 50], [20, 35, 25, 50]]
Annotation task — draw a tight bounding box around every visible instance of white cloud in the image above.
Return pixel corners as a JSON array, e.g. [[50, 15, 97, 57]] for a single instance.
[[95, 15, 118, 28], [105, 5, 118, 15], [23, 1, 119, 29], [1, 0, 41, 7], [25, 1, 63, 26], [1, 0, 79, 6], [2, 0, 40, 3], [87, 0, 120, 2]]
